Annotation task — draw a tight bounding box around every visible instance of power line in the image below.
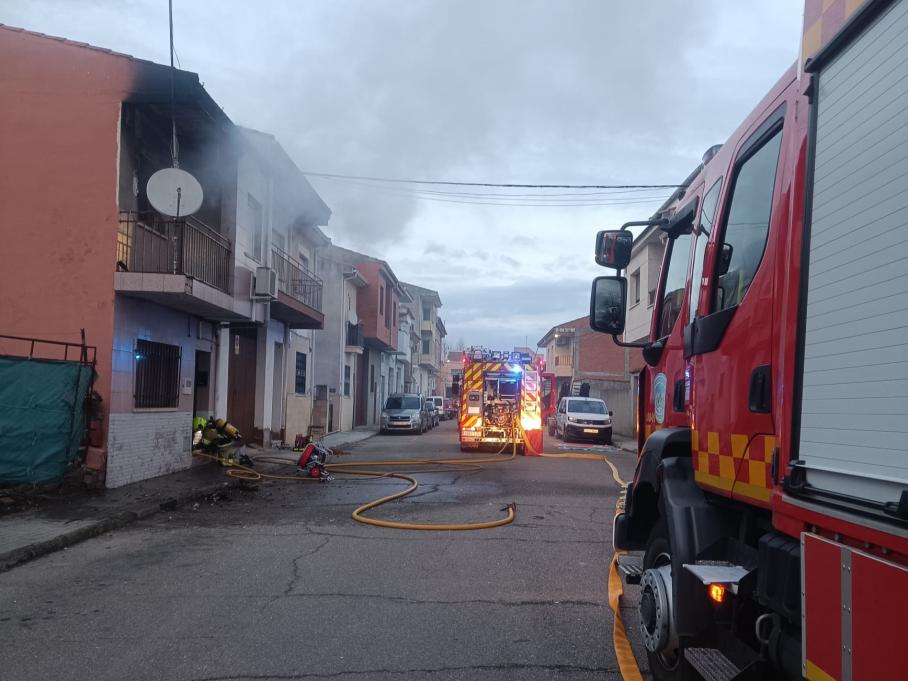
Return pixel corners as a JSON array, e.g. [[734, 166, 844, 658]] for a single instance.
[[311, 175, 669, 199], [302, 170, 683, 190], [316, 177, 672, 207]]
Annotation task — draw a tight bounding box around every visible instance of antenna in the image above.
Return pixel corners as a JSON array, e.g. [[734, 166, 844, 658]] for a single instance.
[[146, 1, 203, 218], [169, 0, 178, 168]]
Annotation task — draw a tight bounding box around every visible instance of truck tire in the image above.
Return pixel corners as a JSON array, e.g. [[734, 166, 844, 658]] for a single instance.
[[642, 522, 695, 681]]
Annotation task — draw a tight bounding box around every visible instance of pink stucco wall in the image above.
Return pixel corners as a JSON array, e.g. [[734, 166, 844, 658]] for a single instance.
[[0, 27, 141, 450]]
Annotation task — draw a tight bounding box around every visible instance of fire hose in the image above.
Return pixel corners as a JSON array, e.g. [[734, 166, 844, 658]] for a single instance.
[[192, 443, 517, 531], [196, 419, 642, 680]]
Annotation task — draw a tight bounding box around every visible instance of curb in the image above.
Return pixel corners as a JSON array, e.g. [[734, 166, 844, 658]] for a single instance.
[[0, 479, 231, 574]]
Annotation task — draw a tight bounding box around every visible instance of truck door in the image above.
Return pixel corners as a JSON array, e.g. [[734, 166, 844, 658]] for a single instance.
[[687, 101, 788, 506], [643, 189, 702, 440]]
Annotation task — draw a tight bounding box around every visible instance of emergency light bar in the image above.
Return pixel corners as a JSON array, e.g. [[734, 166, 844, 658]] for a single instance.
[[466, 348, 534, 363]]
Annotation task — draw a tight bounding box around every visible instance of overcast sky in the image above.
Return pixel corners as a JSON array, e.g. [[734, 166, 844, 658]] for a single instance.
[[2, 0, 803, 349]]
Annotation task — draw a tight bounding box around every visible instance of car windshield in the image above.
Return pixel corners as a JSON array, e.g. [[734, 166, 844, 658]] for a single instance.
[[386, 396, 420, 410], [568, 400, 606, 414]]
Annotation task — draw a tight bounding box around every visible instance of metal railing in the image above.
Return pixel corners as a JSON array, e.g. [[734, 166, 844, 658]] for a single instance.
[[117, 211, 231, 293], [346, 321, 364, 347], [272, 246, 323, 312]]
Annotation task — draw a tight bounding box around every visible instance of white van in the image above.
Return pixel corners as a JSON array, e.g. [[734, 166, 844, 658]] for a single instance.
[[554, 396, 612, 444]]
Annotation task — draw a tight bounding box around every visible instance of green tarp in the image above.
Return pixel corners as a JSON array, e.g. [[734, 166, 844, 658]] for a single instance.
[[0, 357, 94, 485]]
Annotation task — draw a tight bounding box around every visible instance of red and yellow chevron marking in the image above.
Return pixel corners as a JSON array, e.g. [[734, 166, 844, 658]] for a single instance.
[[692, 429, 777, 506], [461, 414, 482, 430]]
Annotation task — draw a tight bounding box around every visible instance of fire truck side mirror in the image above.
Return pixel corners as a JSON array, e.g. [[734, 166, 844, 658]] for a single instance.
[[595, 230, 633, 270], [589, 276, 627, 336]]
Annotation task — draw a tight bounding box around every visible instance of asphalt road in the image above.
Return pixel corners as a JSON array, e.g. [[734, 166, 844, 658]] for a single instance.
[[0, 421, 649, 681]]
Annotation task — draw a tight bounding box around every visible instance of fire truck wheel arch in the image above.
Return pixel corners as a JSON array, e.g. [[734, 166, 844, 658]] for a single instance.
[[616, 427, 693, 551]]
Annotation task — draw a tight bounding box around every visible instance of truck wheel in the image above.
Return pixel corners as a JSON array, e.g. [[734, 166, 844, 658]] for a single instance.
[[642, 523, 695, 681]]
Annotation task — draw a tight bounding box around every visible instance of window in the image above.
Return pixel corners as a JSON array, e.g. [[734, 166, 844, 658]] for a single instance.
[[714, 128, 783, 312], [379, 286, 385, 315], [630, 269, 641, 305], [272, 228, 286, 253], [422, 332, 431, 355], [344, 365, 351, 396], [294, 353, 307, 394], [647, 288, 656, 307], [689, 179, 723, 323], [248, 194, 263, 261], [134, 339, 181, 409], [422, 305, 431, 321], [299, 254, 310, 272], [392, 302, 397, 328], [370, 365, 375, 393], [656, 231, 694, 339]]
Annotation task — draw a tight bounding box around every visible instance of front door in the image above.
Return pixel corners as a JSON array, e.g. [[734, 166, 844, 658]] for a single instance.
[[193, 350, 211, 417], [228, 329, 257, 443], [688, 101, 788, 507]]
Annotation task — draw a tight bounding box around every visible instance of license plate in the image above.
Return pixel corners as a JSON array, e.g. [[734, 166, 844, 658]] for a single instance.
[[583, 428, 599, 433]]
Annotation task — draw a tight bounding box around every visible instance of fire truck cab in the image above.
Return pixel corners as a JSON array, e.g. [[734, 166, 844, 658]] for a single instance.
[[590, 2, 908, 679]]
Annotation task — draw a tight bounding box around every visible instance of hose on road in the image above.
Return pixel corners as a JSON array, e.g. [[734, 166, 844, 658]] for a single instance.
[[192, 445, 517, 531]]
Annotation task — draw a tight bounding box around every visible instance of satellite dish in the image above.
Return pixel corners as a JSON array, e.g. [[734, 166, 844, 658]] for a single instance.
[[147, 167, 203, 217]]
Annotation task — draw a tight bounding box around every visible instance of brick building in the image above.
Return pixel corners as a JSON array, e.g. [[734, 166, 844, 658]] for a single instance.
[[537, 315, 639, 436]]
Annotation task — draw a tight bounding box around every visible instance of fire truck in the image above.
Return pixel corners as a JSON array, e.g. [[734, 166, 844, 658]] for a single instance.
[[590, 1, 908, 679], [455, 348, 548, 454]]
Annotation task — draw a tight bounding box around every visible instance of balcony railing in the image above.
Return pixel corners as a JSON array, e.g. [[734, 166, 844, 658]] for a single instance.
[[117, 211, 231, 293], [346, 321, 364, 347], [272, 246, 323, 312]]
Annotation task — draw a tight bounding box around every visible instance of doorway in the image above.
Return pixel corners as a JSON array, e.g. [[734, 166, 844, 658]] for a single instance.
[[193, 350, 211, 417], [228, 329, 257, 442]]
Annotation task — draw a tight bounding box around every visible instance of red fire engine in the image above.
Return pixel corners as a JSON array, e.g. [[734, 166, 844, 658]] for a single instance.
[[454, 348, 548, 454], [591, 1, 908, 679]]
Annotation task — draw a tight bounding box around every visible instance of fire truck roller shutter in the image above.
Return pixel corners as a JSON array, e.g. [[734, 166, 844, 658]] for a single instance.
[[797, 0, 908, 509]]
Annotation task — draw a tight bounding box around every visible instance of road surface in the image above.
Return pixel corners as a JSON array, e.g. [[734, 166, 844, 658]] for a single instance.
[[0, 421, 649, 681]]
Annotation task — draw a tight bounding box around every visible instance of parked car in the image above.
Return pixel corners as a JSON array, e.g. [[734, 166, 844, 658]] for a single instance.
[[424, 400, 440, 428], [443, 398, 457, 420], [380, 393, 428, 434], [427, 395, 445, 420], [553, 396, 612, 444]]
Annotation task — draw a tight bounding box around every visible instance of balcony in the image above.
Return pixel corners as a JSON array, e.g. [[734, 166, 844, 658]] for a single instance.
[[345, 321, 364, 354], [270, 247, 324, 329], [418, 352, 439, 370], [553, 356, 573, 378], [115, 211, 243, 320]]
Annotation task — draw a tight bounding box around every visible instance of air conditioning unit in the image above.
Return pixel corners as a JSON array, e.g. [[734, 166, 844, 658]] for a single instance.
[[253, 267, 277, 299]]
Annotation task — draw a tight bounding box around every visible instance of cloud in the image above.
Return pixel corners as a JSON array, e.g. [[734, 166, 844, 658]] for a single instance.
[[3, 0, 803, 348]]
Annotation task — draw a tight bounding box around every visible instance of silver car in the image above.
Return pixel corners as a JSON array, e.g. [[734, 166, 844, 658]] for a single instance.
[[380, 393, 428, 434]]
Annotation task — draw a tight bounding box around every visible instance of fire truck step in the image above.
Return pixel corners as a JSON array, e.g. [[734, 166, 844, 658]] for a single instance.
[[616, 555, 643, 584], [683, 648, 741, 681]]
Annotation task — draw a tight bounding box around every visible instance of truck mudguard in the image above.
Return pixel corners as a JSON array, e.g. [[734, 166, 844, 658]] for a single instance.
[[614, 427, 691, 550], [660, 456, 729, 637]]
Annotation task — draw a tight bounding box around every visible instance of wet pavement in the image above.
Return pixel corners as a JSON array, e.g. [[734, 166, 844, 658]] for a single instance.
[[0, 421, 649, 681]]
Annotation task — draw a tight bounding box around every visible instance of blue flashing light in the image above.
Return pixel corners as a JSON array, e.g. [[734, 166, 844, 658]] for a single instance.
[[135, 353, 144, 361], [512, 363, 522, 373]]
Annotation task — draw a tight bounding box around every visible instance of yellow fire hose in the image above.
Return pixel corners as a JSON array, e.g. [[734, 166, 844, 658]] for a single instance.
[[192, 445, 517, 531], [197, 421, 643, 680]]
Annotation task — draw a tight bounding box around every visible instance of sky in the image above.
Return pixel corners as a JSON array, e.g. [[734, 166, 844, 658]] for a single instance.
[[1, 0, 804, 350]]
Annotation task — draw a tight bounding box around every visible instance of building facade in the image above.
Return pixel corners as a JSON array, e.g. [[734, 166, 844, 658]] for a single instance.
[[624, 224, 666, 343], [400, 283, 446, 396], [537, 316, 638, 436], [0, 27, 328, 486]]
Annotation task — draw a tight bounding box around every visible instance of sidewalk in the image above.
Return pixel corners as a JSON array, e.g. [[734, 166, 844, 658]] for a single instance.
[[0, 427, 380, 574], [0, 461, 234, 574]]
